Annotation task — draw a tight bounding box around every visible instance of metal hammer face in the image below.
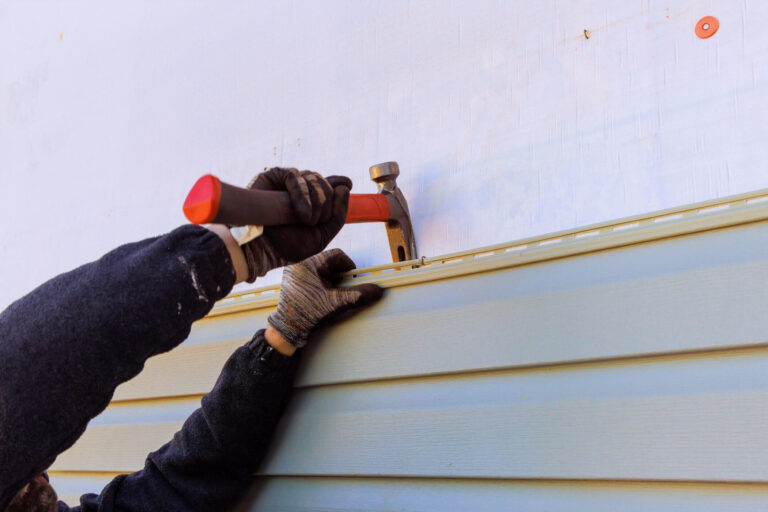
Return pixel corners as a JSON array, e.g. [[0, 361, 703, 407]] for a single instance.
[[369, 162, 418, 262]]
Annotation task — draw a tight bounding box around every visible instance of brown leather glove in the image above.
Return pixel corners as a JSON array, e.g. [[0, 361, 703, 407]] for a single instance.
[[6, 474, 57, 512], [268, 249, 384, 348], [241, 168, 352, 282]]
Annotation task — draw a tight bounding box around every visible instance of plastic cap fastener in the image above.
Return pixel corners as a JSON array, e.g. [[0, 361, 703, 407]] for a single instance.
[[696, 16, 719, 39]]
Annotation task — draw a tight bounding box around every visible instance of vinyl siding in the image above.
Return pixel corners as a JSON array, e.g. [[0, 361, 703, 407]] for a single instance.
[[50, 191, 768, 509]]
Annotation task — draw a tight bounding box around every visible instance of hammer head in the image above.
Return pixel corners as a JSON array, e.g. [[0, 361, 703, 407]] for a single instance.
[[369, 162, 418, 262]]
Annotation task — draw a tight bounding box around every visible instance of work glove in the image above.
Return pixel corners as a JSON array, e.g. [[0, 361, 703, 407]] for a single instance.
[[268, 249, 384, 348], [5, 474, 57, 512], [241, 167, 352, 283]]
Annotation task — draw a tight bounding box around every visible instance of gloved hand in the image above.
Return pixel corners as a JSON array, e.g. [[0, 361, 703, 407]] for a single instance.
[[241, 167, 353, 283], [268, 249, 384, 348]]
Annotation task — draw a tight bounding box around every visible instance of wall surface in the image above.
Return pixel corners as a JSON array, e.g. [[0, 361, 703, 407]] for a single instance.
[[2, 0, 768, 309]]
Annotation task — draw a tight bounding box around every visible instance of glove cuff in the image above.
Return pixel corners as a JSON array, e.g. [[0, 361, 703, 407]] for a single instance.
[[267, 313, 309, 349], [241, 236, 283, 283], [245, 329, 295, 370]]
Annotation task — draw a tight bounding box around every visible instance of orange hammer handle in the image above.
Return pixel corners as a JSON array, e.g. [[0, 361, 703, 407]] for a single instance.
[[346, 193, 390, 223], [183, 174, 391, 226]]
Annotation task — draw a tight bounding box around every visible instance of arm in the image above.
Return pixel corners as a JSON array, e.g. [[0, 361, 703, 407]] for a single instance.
[[68, 330, 297, 512], [2, 167, 351, 510], [0, 225, 236, 509], [62, 250, 383, 512]]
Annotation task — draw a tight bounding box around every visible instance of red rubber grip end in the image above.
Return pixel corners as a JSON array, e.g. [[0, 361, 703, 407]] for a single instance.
[[183, 174, 222, 224]]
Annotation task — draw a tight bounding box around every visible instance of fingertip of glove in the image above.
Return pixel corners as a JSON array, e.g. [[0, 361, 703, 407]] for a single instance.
[[354, 283, 386, 304], [324, 247, 348, 259], [334, 183, 351, 199], [327, 175, 353, 190], [314, 248, 356, 278]]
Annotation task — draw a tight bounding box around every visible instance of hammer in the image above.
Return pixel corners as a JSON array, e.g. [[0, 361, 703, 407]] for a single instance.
[[183, 162, 417, 263]]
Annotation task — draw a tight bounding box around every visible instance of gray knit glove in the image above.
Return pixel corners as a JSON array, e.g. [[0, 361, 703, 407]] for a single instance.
[[267, 249, 385, 348], [241, 167, 353, 283]]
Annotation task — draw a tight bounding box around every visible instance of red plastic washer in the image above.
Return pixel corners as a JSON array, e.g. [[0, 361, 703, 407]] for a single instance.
[[696, 16, 719, 39]]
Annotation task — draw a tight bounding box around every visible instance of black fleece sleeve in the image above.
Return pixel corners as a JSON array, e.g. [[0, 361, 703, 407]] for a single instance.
[[0, 225, 236, 510], [60, 331, 297, 512]]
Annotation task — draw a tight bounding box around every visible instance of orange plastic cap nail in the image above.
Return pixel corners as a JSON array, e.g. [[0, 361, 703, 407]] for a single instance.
[[183, 174, 222, 224], [696, 16, 719, 39]]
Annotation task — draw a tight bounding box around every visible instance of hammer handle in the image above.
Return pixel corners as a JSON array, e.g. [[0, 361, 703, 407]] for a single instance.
[[347, 193, 391, 223], [183, 174, 391, 226]]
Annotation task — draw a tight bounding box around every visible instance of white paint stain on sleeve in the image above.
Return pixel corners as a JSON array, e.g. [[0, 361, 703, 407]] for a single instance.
[[177, 256, 209, 303]]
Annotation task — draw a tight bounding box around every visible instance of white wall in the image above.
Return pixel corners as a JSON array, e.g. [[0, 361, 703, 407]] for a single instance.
[[2, 0, 766, 309]]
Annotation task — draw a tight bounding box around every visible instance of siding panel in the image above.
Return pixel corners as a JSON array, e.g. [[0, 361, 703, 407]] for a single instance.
[[113, 219, 768, 401], [52, 348, 768, 481], [49, 199, 768, 509], [264, 350, 768, 481], [249, 477, 768, 512], [48, 473, 121, 507]]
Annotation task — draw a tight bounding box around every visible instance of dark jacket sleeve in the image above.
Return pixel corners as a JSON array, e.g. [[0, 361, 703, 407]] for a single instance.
[[59, 331, 298, 512], [0, 225, 236, 510]]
